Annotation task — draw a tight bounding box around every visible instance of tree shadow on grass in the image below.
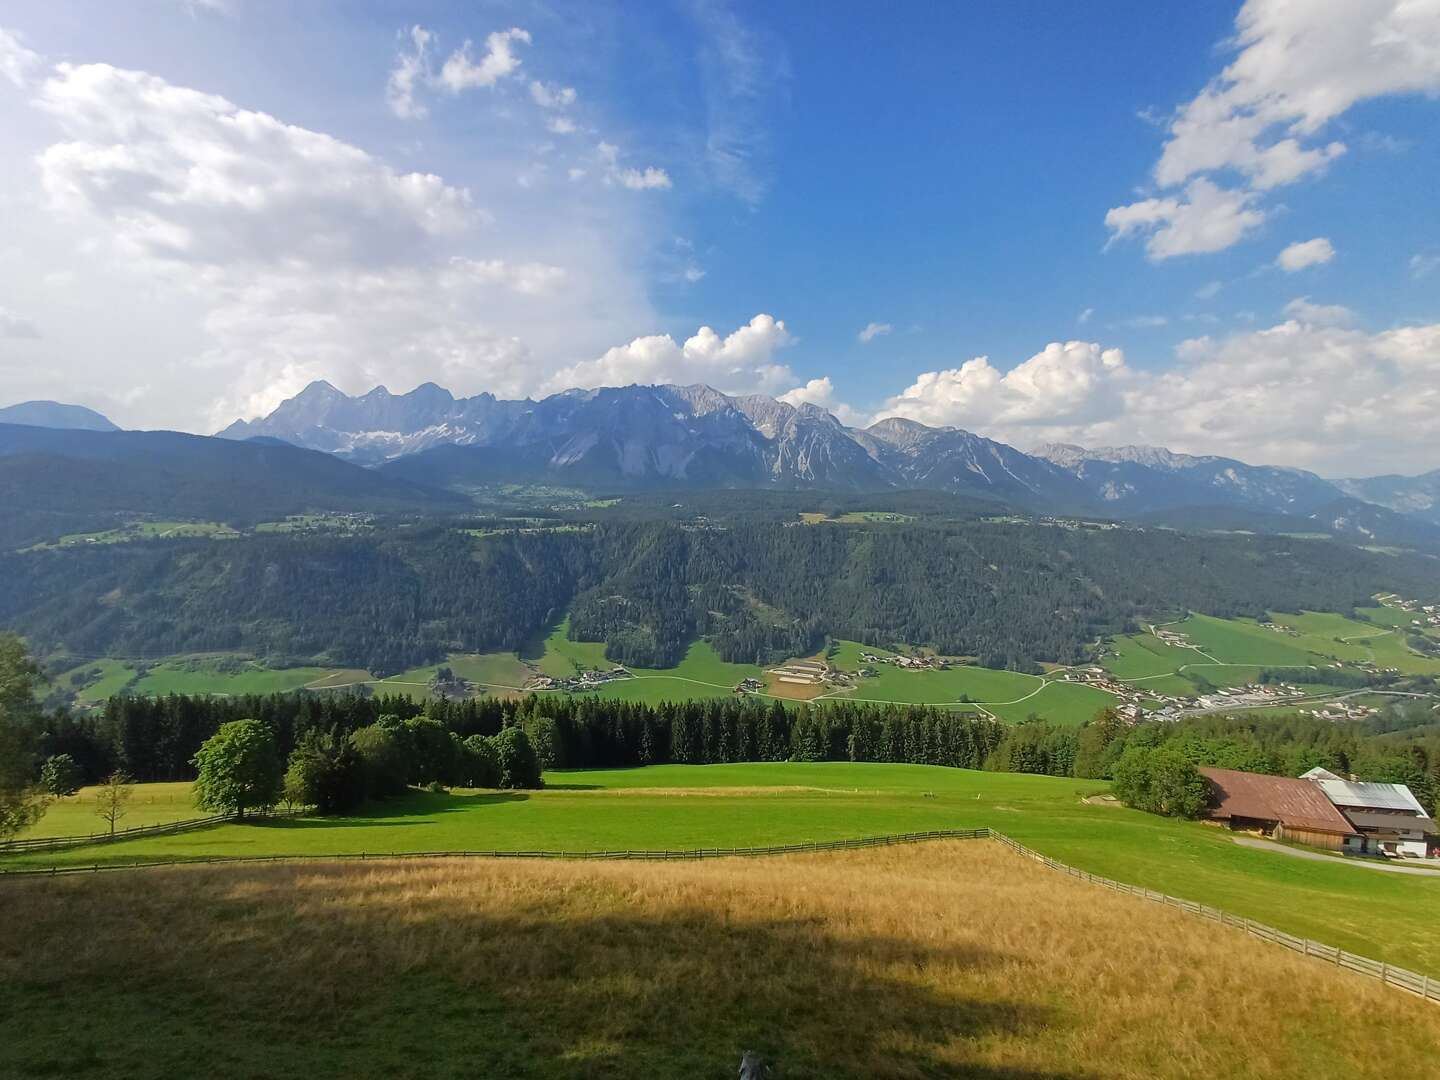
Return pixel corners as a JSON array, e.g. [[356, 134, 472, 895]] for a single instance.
[[4, 864, 1092, 1080]]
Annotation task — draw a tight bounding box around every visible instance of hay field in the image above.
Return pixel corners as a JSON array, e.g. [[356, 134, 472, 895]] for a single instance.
[[4, 842, 1438, 1079]]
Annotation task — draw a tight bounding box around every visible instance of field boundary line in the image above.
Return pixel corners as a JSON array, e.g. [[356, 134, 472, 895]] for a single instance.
[[0, 808, 306, 854], [987, 831, 1440, 1008]]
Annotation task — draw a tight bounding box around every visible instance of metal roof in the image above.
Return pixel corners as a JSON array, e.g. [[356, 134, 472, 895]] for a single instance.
[[1199, 767, 1359, 836], [1313, 779, 1428, 816], [1300, 767, 1344, 781], [1343, 810, 1438, 836]]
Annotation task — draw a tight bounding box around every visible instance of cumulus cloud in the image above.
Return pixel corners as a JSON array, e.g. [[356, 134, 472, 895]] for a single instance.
[[1277, 236, 1335, 271], [39, 64, 475, 269], [0, 26, 41, 88], [20, 59, 652, 427], [878, 341, 1131, 434], [857, 321, 892, 344], [541, 314, 794, 396], [777, 376, 863, 425], [387, 25, 530, 118], [0, 306, 41, 339], [1282, 296, 1355, 326], [1105, 179, 1265, 259], [875, 318, 1440, 475], [1108, 1, 1440, 257]]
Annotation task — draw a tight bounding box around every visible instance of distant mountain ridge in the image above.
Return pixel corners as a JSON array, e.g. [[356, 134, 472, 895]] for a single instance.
[[0, 400, 118, 432], [221, 380, 1440, 542]]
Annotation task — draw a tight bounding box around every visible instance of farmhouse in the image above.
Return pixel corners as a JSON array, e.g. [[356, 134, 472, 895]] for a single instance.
[[1198, 767, 1360, 852], [1301, 769, 1438, 859]]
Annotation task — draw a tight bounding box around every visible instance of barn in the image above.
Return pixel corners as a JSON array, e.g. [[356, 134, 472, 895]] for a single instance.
[[1198, 766, 1361, 852]]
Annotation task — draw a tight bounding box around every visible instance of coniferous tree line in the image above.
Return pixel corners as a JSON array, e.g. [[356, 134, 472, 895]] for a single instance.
[[3, 518, 1437, 674], [26, 692, 1009, 785]]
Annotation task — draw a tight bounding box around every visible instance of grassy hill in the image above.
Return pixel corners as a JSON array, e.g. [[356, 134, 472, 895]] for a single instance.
[[4, 831, 1438, 1078]]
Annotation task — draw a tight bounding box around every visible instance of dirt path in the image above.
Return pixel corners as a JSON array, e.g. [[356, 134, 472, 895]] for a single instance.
[[1232, 836, 1440, 877]]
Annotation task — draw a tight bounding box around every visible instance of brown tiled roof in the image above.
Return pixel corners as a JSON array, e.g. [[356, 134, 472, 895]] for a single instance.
[[1199, 766, 1358, 836]]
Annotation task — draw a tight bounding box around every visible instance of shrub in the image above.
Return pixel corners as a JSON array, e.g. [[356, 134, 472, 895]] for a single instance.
[[493, 726, 544, 790], [350, 723, 410, 798]]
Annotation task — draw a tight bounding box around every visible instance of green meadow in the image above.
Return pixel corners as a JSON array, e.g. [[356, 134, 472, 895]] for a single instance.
[[8, 763, 1440, 978]]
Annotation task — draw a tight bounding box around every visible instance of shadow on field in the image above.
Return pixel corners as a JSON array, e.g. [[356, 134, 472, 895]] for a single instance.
[[2, 862, 1086, 1080]]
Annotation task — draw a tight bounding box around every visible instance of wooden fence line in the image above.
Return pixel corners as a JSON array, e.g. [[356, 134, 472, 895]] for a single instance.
[[986, 831, 1440, 1007], [0, 808, 307, 853], [3, 824, 1436, 1007]]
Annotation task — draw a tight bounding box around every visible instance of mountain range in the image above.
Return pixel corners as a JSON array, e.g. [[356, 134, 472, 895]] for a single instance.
[[3, 381, 1438, 551], [217, 381, 1440, 537]]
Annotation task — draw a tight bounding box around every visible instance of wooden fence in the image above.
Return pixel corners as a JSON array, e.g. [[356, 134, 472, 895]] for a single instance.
[[2, 824, 1437, 1007], [0, 808, 306, 854], [987, 831, 1440, 1006]]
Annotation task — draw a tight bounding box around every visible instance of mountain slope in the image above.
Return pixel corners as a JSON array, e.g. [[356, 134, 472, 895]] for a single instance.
[[0, 400, 119, 432], [1335, 471, 1440, 526], [0, 424, 463, 549]]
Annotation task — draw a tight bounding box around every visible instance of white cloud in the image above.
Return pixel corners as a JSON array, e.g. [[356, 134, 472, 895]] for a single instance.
[[1194, 281, 1223, 300], [0, 26, 41, 89], [1282, 296, 1355, 326], [876, 318, 1440, 474], [683, 265, 706, 283], [857, 321, 892, 344], [1077, 307, 1094, 325], [1409, 252, 1440, 279], [529, 81, 576, 109], [386, 25, 433, 119], [0, 306, 40, 339], [38, 64, 474, 268], [387, 25, 530, 118], [1109, 1, 1440, 257], [1117, 314, 1168, 328], [878, 341, 1130, 433], [1156, 0, 1440, 190], [437, 28, 531, 93], [1277, 236, 1335, 271], [15, 59, 654, 428], [616, 166, 672, 191], [546, 116, 577, 135], [1105, 179, 1265, 260], [777, 376, 863, 425], [542, 314, 794, 396]]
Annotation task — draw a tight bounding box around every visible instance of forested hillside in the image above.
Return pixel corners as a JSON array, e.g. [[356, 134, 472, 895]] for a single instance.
[[3, 520, 1435, 675]]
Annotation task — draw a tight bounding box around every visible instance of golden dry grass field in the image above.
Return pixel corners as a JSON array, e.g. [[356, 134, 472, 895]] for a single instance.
[[4, 842, 1439, 1079]]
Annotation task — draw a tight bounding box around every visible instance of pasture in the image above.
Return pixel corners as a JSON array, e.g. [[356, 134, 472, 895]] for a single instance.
[[8, 843, 1440, 1079], [18, 781, 198, 839], [8, 764, 1440, 979]]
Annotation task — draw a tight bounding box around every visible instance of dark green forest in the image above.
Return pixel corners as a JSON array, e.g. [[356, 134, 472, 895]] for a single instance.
[[3, 519, 1437, 675]]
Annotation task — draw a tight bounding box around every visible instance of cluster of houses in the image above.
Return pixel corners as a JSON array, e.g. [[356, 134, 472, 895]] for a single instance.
[[1298, 702, 1379, 722], [1151, 626, 1195, 649], [858, 651, 949, 671], [1200, 765, 1437, 859], [735, 677, 765, 695], [524, 666, 633, 693], [1376, 593, 1440, 629]]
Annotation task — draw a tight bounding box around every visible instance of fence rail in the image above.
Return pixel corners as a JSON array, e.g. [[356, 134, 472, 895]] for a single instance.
[[0, 808, 307, 853], [3, 824, 1436, 1007], [987, 831, 1440, 1007]]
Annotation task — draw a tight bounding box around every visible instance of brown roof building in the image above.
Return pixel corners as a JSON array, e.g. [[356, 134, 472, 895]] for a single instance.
[[1199, 766, 1360, 851]]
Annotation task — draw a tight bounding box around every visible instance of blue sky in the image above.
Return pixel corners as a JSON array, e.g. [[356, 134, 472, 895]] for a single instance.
[[0, 1, 1437, 474]]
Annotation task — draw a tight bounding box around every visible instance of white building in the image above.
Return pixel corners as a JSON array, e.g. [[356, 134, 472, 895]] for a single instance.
[[1302, 769, 1437, 858]]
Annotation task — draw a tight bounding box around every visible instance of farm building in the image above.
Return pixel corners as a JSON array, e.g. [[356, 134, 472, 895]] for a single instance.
[[1198, 767, 1361, 852], [1302, 773, 1438, 859]]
